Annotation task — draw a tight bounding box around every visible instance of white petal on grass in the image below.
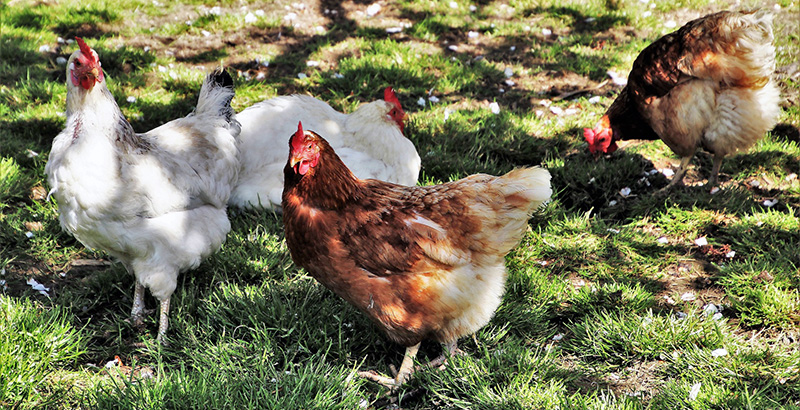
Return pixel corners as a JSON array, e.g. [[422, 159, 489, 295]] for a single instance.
[[201, 30, 211, 37], [27, 278, 50, 297], [126, 96, 136, 103], [725, 250, 736, 258], [763, 199, 778, 207], [665, 20, 677, 28], [643, 11, 652, 17], [541, 28, 552, 36], [689, 383, 701, 400], [549, 106, 563, 115], [607, 70, 628, 86], [509, 46, 516, 51], [104, 357, 120, 368], [552, 333, 564, 341], [694, 237, 708, 246], [703, 304, 718, 316], [712, 312, 723, 320], [366, 3, 381, 16], [25, 231, 34, 238], [428, 96, 440, 103], [588, 95, 601, 104], [710, 187, 720, 194], [489, 102, 500, 114], [607, 228, 620, 234], [619, 187, 631, 197], [711, 348, 728, 357], [39, 45, 51, 53], [681, 292, 696, 302], [285, 12, 297, 20], [297, 73, 307, 79], [25, 149, 39, 158], [417, 97, 426, 107], [468, 31, 479, 38], [661, 168, 675, 177], [448, 45, 458, 51], [306, 60, 320, 67], [208, 6, 222, 15], [56, 56, 67, 65], [609, 200, 618, 206], [386, 27, 403, 33], [504, 67, 514, 78], [658, 236, 669, 244], [332, 72, 344, 79], [449, 1, 458, 8], [244, 12, 257, 23], [444, 108, 453, 121]]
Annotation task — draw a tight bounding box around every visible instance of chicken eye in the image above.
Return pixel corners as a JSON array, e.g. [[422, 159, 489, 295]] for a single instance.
[[74, 60, 82, 67]]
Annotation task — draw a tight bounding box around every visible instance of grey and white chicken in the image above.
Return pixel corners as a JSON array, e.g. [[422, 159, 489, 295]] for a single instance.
[[229, 87, 421, 212], [46, 38, 240, 342]]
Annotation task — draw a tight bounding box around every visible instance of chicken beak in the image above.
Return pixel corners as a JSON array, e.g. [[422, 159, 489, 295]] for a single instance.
[[90, 67, 100, 82], [289, 156, 300, 168]]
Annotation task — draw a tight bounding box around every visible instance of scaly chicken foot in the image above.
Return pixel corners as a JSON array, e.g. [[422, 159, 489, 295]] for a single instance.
[[130, 282, 146, 327], [708, 155, 724, 188], [358, 343, 421, 389], [656, 155, 692, 195], [156, 298, 170, 344], [427, 340, 462, 369]]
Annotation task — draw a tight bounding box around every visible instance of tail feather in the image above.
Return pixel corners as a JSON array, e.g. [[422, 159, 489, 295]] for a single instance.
[[497, 166, 553, 212], [193, 68, 241, 136]]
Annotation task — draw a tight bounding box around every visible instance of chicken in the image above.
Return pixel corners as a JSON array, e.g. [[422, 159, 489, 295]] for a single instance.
[[45, 38, 240, 342], [229, 87, 421, 211], [281, 122, 551, 387], [584, 10, 781, 188]]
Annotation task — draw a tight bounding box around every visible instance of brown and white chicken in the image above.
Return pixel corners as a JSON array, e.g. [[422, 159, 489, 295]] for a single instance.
[[230, 87, 421, 211], [281, 122, 551, 387], [584, 10, 781, 188], [45, 38, 240, 342]]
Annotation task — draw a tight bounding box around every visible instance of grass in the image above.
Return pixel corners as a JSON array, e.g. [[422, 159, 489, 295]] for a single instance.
[[1, 0, 799, 408]]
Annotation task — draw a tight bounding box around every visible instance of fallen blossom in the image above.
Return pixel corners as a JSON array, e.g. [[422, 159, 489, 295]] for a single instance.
[[39, 45, 51, 53], [297, 73, 307, 79], [469, 5, 477, 11], [588, 96, 601, 104], [712, 312, 723, 320], [663, 296, 676, 305], [126, 96, 136, 103], [585, 17, 596, 23], [25, 149, 39, 158], [255, 72, 266, 80], [504, 79, 516, 86], [681, 292, 695, 302], [607, 228, 620, 234], [444, 108, 453, 121], [535, 109, 544, 117], [27, 278, 50, 297], [552, 333, 564, 341], [643, 11, 652, 17], [0, 280, 6, 291], [665, 20, 677, 28], [56, 56, 67, 65], [509, 46, 516, 51], [661, 168, 675, 177], [244, 12, 257, 23], [689, 383, 701, 400], [658, 236, 669, 244], [25, 231, 34, 239], [366, 3, 381, 16], [448, 45, 458, 51], [489, 102, 500, 114], [711, 348, 728, 357], [428, 95, 440, 103], [449, 1, 458, 8], [306, 60, 320, 67], [710, 187, 720, 195], [675, 312, 687, 320], [694, 237, 708, 246], [549, 106, 563, 115], [609, 200, 618, 206], [541, 28, 552, 36], [786, 173, 797, 181], [208, 6, 222, 15], [284, 12, 297, 20], [201, 30, 211, 37], [702, 304, 718, 316], [386, 27, 403, 33], [619, 187, 631, 197], [607, 70, 628, 86], [468, 31, 479, 38], [504, 67, 514, 78], [725, 250, 736, 258], [763, 199, 778, 207], [417, 97, 426, 106], [750, 180, 761, 187]]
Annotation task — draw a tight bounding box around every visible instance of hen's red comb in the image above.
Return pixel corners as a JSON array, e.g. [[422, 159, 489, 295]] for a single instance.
[[583, 127, 596, 144], [384, 87, 401, 108], [75, 37, 94, 58], [291, 121, 305, 152]]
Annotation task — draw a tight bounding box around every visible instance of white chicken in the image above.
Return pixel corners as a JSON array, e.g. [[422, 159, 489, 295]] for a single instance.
[[229, 87, 421, 211], [45, 38, 240, 342]]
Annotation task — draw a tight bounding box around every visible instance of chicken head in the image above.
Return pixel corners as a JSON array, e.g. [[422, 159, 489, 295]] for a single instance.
[[383, 87, 406, 134], [584, 115, 618, 156], [71, 38, 104, 91], [289, 121, 321, 176]]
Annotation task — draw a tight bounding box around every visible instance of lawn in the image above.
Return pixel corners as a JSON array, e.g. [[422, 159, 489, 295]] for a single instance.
[[1, 0, 798, 409]]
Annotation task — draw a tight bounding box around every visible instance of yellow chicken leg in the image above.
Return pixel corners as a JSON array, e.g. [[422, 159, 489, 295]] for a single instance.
[[358, 343, 420, 389]]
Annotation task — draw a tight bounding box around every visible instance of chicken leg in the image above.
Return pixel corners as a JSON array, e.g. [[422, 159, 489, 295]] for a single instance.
[[130, 282, 146, 327], [358, 343, 420, 388], [708, 154, 724, 187], [666, 155, 693, 189], [156, 298, 170, 343]]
